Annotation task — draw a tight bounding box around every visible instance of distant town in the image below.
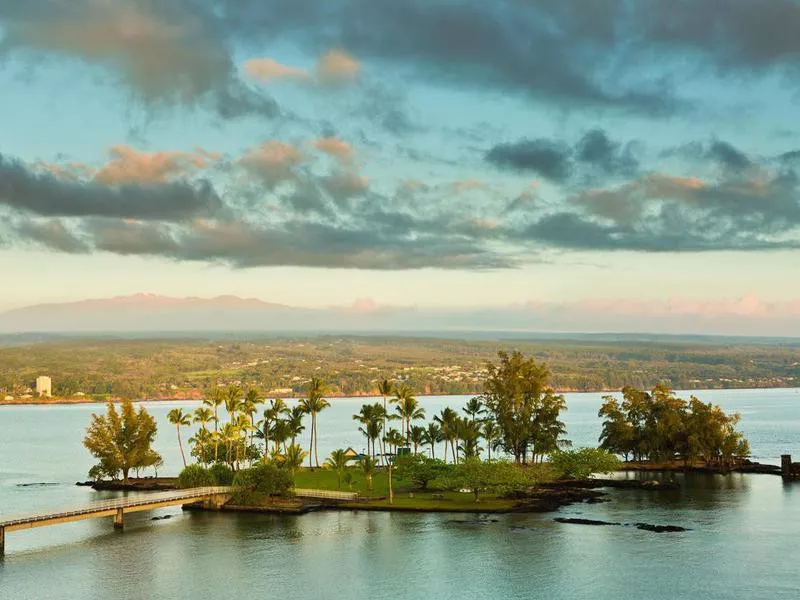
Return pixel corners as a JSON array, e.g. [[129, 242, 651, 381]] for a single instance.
[[1, 335, 798, 404]]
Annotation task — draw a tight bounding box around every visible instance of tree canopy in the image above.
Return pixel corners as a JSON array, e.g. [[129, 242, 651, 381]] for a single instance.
[[481, 351, 568, 464], [83, 400, 161, 482], [598, 385, 750, 467]]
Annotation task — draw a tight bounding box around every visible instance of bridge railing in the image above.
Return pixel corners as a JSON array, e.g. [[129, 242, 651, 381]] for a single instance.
[[293, 488, 359, 501], [0, 486, 232, 527]]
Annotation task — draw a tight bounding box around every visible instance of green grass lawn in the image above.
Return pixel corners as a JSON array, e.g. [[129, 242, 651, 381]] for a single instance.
[[291, 466, 518, 511], [293, 466, 407, 498]]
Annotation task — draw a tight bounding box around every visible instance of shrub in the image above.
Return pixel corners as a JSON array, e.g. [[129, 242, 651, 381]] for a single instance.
[[550, 448, 622, 479], [232, 463, 294, 504], [433, 458, 530, 501], [177, 465, 215, 489], [209, 463, 234, 485], [395, 455, 450, 490]]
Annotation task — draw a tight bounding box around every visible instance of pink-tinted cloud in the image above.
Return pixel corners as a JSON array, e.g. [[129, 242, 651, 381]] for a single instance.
[[243, 49, 360, 87], [239, 141, 304, 188], [242, 58, 309, 83], [316, 49, 360, 85], [312, 137, 354, 163], [94, 146, 218, 184]]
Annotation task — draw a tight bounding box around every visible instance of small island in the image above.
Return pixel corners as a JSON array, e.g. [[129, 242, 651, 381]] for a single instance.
[[80, 351, 756, 518]]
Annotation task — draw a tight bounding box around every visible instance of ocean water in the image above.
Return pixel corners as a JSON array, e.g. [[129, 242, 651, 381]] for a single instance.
[[1, 388, 799, 599]]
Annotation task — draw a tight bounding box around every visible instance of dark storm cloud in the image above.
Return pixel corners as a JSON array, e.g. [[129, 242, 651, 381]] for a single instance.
[[0, 153, 222, 220], [706, 141, 752, 171], [485, 139, 573, 182], [486, 130, 640, 182], [217, 0, 679, 115], [12, 218, 89, 254], [576, 130, 640, 176]]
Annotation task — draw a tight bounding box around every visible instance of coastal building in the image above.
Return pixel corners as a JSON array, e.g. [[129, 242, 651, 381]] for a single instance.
[[36, 376, 52, 398]]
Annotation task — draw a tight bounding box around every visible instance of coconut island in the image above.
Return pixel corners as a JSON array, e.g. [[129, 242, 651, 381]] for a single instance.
[[79, 351, 756, 518]]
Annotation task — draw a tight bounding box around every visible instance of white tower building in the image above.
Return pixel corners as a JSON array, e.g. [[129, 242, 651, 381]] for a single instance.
[[36, 376, 52, 398]]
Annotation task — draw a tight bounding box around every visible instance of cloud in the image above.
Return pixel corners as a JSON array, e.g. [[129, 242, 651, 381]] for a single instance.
[[486, 139, 572, 182], [0, 0, 277, 118], [0, 152, 222, 221]]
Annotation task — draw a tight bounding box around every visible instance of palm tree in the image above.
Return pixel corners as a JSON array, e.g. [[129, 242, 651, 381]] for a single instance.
[[394, 385, 424, 445], [377, 379, 394, 465], [241, 389, 262, 463], [463, 396, 487, 424], [326, 448, 349, 489], [409, 425, 426, 454], [434, 407, 458, 463], [457, 417, 482, 459], [188, 427, 213, 464], [353, 403, 384, 459], [358, 456, 377, 491], [299, 378, 329, 468], [203, 388, 224, 461], [284, 443, 307, 473], [223, 385, 243, 422], [193, 406, 213, 430], [422, 422, 442, 459], [482, 419, 502, 460], [167, 408, 192, 468], [287, 405, 306, 447]]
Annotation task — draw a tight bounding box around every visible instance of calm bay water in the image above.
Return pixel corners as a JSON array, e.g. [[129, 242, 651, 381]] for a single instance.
[[2, 388, 800, 599]]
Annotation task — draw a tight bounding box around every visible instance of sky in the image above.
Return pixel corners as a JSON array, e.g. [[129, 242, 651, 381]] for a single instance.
[[1, 1, 799, 334]]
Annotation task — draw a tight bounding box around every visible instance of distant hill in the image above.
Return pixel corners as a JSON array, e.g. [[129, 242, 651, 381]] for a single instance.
[[2, 294, 800, 340]]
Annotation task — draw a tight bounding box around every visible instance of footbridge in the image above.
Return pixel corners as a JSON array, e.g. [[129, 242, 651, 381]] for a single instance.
[[0, 486, 232, 555]]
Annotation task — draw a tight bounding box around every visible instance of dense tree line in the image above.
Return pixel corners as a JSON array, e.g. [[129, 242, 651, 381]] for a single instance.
[[598, 385, 750, 467]]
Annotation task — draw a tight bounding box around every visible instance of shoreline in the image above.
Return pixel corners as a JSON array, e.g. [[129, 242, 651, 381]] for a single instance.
[[4, 385, 799, 407]]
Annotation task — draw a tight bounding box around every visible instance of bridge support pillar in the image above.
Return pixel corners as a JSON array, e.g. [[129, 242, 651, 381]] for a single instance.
[[114, 508, 124, 530], [1, 525, 5, 556], [782, 455, 792, 479]]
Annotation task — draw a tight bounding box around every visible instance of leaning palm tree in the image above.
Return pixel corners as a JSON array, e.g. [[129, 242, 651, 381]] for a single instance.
[[326, 448, 349, 489], [202, 388, 224, 461], [377, 379, 394, 465], [299, 377, 329, 468], [422, 422, 442, 459], [167, 408, 192, 468]]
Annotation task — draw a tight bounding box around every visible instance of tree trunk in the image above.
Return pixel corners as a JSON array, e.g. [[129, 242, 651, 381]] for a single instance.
[[177, 425, 187, 468], [313, 414, 320, 468], [122, 467, 130, 484], [308, 416, 314, 468], [388, 463, 394, 504]]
